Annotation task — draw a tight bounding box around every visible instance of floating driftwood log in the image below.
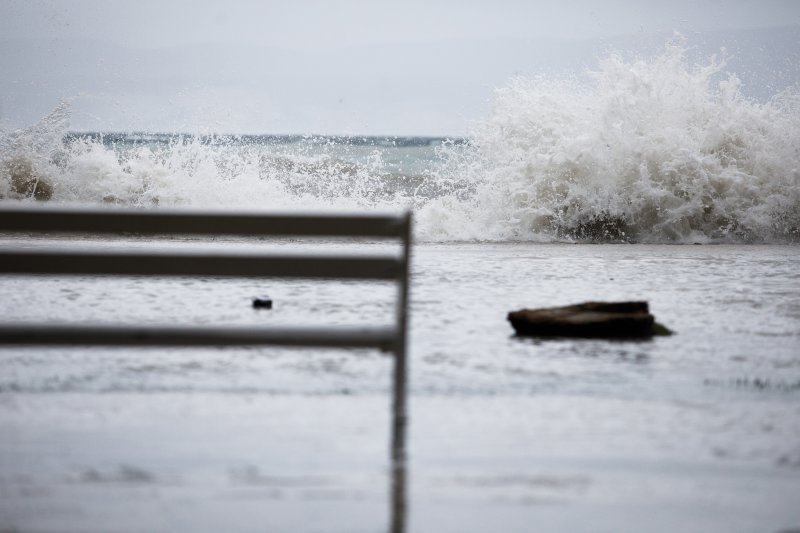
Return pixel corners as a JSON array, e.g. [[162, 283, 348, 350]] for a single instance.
[[508, 301, 672, 338]]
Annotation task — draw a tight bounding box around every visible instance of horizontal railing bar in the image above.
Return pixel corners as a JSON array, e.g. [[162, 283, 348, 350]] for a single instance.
[[0, 206, 407, 239], [0, 324, 397, 350], [0, 249, 401, 280]]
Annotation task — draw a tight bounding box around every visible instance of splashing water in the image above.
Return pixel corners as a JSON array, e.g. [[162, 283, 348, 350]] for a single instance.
[[2, 37, 799, 242], [423, 37, 800, 243], [1, 110, 426, 210]]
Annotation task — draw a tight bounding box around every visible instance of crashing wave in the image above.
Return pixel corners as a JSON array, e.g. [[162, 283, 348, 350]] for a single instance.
[[422, 36, 800, 242], [2, 37, 799, 243]]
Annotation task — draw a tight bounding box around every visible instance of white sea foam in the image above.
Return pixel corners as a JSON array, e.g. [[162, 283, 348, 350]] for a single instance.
[[422, 36, 800, 243], [1, 37, 799, 242]]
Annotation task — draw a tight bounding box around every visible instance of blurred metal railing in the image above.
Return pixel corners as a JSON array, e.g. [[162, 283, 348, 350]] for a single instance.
[[0, 204, 410, 533]]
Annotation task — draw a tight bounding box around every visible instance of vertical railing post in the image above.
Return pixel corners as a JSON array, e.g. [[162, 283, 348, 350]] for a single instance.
[[390, 211, 411, 533]]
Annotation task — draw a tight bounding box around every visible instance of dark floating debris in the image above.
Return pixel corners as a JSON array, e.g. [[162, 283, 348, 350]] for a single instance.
[[252, 295, 273, 309], [508, 301, 673, 339]]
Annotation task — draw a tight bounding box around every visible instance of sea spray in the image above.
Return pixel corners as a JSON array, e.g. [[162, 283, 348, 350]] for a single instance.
[[0, 110, 423, 209], [0, 100, 70, 200], [423, 36, 800, 242], [1, 37, 799, 243]]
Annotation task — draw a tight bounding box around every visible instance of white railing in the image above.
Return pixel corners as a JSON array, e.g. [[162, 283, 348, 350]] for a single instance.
[[0, 204, 410, 533]]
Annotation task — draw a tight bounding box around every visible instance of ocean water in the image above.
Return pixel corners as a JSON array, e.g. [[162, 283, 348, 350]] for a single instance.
[[1, 39, 799, 532], [2, 38, 799, 243]]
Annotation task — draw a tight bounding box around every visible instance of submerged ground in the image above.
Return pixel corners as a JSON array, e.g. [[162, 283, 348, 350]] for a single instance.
[[1, 242, 798, 532]]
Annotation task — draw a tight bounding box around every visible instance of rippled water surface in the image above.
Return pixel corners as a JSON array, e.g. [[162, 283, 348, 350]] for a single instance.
[[1, 242, 799, 532]]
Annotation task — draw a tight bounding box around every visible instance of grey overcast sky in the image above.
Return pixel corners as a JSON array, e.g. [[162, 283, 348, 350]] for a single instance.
[[1, 0, 799, 135]]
